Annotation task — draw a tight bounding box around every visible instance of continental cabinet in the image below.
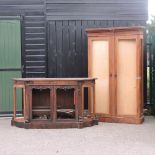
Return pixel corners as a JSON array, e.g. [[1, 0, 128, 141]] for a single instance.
[[86, 27, 144, 124], [11, 78, 98, 129]]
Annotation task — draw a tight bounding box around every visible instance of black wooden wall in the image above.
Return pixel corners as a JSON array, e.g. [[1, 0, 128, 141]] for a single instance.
[[46, 0, 148, 20], [47, 20, 146, 77], [0, 0, 148, 78], [0, 0, 46, 77], [46, 0, 148, 77]]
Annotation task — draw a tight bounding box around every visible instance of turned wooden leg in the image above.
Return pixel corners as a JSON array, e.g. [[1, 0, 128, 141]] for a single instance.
[[92, 84, 95, 114], [81, 86, 84, 116], [13, 87, 16, 119], [53, 88, 56, 122], [74, 88, 78, 121], [23, 87, 27, 121]]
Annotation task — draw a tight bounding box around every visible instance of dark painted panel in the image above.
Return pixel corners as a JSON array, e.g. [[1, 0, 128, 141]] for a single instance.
[[47, 20, 108, 77], [81, 20, 88, 77], [75, 20, 82, 77], [68, 20, 76, 77], [24, 13, 47, 77], [56, 21, 63, 77], [62, 20, 70, 77], [47, 21, 57, 77]]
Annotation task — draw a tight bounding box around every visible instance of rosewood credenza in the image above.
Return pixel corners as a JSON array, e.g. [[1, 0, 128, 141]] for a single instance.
[[11, 78, 98, 129]]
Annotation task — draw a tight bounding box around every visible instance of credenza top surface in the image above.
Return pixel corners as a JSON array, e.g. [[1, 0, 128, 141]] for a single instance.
[[13, 78, 97, 82]]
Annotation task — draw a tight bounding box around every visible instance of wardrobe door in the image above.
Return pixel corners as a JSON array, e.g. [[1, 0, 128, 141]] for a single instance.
[[115, 36, 138, 116], [88, 37, 112, 115]]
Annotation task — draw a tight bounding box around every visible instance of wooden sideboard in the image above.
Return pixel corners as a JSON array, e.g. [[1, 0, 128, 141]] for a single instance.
[[11, 78, 98, 129]]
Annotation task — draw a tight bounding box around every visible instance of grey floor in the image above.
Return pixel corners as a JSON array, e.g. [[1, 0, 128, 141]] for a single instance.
[[0, 117, 155, 155]]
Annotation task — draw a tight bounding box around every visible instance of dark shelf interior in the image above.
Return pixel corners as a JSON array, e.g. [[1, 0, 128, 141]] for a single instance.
[[32, 88, 51, 120], [56, 88, 75, 119]]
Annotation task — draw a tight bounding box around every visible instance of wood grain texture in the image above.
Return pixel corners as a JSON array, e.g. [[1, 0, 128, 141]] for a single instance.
[[116, 39, 137, 115], [87, 27, 144, 124], [91, 40, 109, 114]]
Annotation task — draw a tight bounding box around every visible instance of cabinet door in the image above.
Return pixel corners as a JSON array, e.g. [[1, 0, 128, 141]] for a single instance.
[[115, 36, 139, 116], [88, 37, 113, 115]]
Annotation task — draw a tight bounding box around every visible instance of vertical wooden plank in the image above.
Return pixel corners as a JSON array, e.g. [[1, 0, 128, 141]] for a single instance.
[[48, 21, 57, 77], [62, 20, 70, 77], [75, 20, 82, 77], [56, 20, 63, 77], [81, 20, 88, 77], [69, 20, 76, 77]]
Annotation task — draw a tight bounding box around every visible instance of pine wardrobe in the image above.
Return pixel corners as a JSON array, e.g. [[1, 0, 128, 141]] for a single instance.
[[86, 27, 144, 124]]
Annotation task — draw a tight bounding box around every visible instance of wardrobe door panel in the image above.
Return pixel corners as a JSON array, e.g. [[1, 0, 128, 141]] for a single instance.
[[89, 39, 110, 114], [116, 39, 137, 116]]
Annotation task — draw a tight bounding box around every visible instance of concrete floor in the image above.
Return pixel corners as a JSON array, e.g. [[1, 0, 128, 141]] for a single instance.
[[0, 117, 155, 155]]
